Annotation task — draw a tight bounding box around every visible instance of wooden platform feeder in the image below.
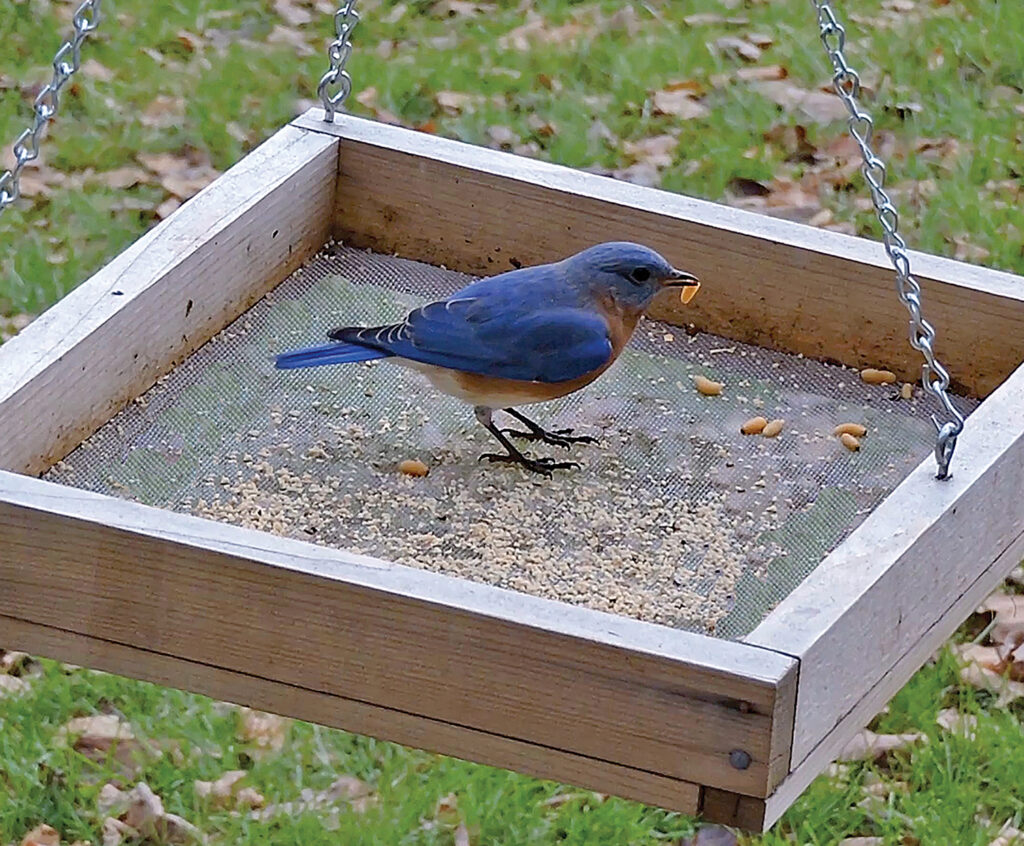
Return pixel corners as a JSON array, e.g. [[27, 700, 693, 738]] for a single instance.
[[2, 110, 1023, 831]]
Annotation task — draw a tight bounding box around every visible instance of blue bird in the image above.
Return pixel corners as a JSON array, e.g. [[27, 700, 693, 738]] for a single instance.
[[276, 242, 699, 474]]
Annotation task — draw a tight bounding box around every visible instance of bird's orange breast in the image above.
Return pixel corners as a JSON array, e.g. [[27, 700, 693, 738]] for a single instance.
[[441, 296, 643, 407]]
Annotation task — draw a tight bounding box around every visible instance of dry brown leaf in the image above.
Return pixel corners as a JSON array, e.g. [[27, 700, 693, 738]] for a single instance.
[[935, 707, 978, 739], [273, 0, 312, 26], [19, 824, 61, 846], [838, 838, 885, 845], [454, 821, 472, 846], [735, 64, 788, 82], [238, 708, 289, 757], [952, 237, 991, 263], [195, 770, 248, 807], [486, 125, 518, 148], [102, 817, 136, 846], [354, 87, 402, 125], [0, 650, 33, 675], [753, 80, 848, 124], [155, 197, 182, 219], [959, 661, 1024, 707], [137, 152, 187, 177], [81, 58, 115, 82], [266, 24, 317, 56], [610, 162, 661, 187], [141, 95, 185, 128], [711, 35, 762, 63], [652, 87, 710, 120], [98, 783, 131, 817], [498, 12, 582, 50], [253, 774, 376, 820], [435, 90, 484, 115], [235, 787, 266, 810], [99, 166, 151, 190], [989, 821, 1024, 846], [683, 13, 749, 25], [0, 674, 29, 696], [123, 783, 202, 844], [623, 134, 678, 169], [837, 728, 925, 762]]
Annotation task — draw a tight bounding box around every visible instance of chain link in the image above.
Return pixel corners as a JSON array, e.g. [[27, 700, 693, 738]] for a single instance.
[[317, 0, 360, 122], [810, 0, 964, 479], [0, 0, 103, 218]]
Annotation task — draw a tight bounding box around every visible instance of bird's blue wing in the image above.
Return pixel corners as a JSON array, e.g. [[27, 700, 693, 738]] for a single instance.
[[331, 294, 613, 383]]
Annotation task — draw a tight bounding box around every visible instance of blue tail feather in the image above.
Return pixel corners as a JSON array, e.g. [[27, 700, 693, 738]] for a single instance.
[[274, 341, 391, 370]]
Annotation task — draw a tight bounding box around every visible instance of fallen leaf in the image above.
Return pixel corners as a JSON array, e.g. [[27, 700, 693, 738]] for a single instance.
[[837, 728, 926, 762], [238, 708, 289, 757], [753, 80, 848, 124], [486, 125, 518, 148], [81, 58, 115, 82], [838, 837, 885, 845], [935, 707, 978, 739], [155, 197, 182, 219], [98, 783, 131, 817], [959, 662, 1024, 707], [435, 90, 484, 115], [98, 166, 151, 190], [499, 12, 582, 50], [978, 593, 1024, 647], [952, 238, 991, 263], [195, 770, 248, 807], [711, 35, 762, 63], [254, 774, 376, 820], [354, 87, 402, 125], [59, 714, 153, 776], [526, 114, 558, 137], [141, 95, 186, 128], [266, 24, 317, 56], [273, 0, 312, 26], [611, 162, 661, 187], [454, 821, 472, 846], [683, 13, 749, 25], [989, 821, 1024, 846], [19, 824, 61, 846], [102, 817, 136, 846], [735, 64, 788, 82], [726, 176, 771, 197], [124, 783, 202, 844], [652, 86, 710, 120], [623, 134, 678, 169]]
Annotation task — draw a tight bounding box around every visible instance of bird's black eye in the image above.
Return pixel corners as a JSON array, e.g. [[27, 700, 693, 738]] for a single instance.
[[629, 266, 651, 284]]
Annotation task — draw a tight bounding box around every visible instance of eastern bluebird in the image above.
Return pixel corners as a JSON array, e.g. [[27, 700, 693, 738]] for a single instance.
[[276, 242, 699, 474]]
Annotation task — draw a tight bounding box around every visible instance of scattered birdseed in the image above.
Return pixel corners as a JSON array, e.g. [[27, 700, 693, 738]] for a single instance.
[[398, 458, 429, 477], [840, 433, 861, 451], [860, 368, 897, 385], [43, 243, 977, 640]]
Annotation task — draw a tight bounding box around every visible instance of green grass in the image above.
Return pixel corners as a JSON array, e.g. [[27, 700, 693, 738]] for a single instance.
[[2, 1, 1023, 843]]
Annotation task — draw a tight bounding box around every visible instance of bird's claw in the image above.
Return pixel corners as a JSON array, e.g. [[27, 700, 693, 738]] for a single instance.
[[501, 427, 598, 449], [479, 452, 581, 476]]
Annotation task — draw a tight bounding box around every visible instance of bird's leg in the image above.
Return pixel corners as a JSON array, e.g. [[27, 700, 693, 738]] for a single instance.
[[500, 407, 597, 449], [474, 406, 580, 476]]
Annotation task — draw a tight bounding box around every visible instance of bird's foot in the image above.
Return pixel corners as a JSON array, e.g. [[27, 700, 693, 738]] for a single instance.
[[479, 452, 581, 476], [501, 427, 597, 449]]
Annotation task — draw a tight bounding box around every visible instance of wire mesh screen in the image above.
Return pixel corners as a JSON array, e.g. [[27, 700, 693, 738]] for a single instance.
[[45, 244, 976, 639]]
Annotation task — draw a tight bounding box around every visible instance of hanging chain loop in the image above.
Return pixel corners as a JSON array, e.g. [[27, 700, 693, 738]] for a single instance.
[[317, 0, 360, 122], [811, 0, 964, 480], [0, 0, 103, 218]]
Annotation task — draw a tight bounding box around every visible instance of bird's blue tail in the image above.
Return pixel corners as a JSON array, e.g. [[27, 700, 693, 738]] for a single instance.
[[274, 341, 391, 370]]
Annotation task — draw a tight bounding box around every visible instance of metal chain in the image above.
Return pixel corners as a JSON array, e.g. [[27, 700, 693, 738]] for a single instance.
[[0, 0, 103, 218], [811, 0, 964, 479], [317, 0, 360, 122]]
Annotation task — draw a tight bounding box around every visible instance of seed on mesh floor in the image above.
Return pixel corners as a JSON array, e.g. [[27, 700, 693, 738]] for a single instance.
[[398, 459, 430, 477], [740, 416, 767, 435], [694, 375, 723, 396], [761, 419, 785, 438], [860, 368, 896, 385], [833, 423, 868, 437], [840, 433, 861, 451], [900, 382, 914, 400]]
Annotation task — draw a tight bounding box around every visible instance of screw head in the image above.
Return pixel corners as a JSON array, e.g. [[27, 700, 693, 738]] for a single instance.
[[729, 749, 752, 770]]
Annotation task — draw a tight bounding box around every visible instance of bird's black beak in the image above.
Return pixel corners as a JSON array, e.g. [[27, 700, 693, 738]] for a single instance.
[[662, 268, 700, 288]]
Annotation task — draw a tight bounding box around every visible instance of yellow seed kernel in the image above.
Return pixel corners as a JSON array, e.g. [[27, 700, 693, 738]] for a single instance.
[[398, 459, 429, 477], [860, 368, 896, 385], [740, 416, 768, 435], [762, 418, 785, 438], [680, 281, 701, 305], [694, 375, 723, 396], [900, 382, 914, 400], [840, 433, 861, 451], [833, 423, 868, 437]]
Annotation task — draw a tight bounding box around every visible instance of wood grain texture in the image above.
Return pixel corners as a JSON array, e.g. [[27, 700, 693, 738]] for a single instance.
[[0, 125, 339, 475], [0, 470, 796, 798], [747, 360, 1024, 770], [294, 109, 1024, 398], [760, 531, 1024, 829], [1, 614, 702, 815], [700, 787, 768, 830]]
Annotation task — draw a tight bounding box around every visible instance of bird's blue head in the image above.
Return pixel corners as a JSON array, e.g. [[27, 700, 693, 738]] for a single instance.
[[561, 242, 699, 310]]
